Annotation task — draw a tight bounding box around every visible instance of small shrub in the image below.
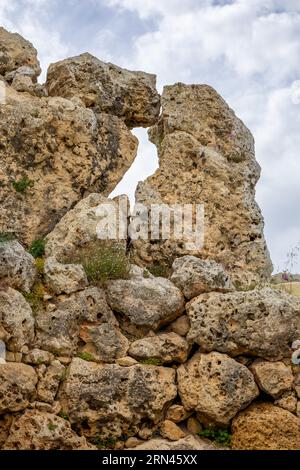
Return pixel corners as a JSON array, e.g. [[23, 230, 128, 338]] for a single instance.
[[35, 257, 45, 276], [0, 232, 16, 243], [89, 436, 117, 450], [29, 238, 46, 259], [23, 283, 46, 313], [12, 176, 34, 193], [58, 411, 69, 421], [76, 352, 95, 362], [198, 428, 232, 447], [139, 358, 163, 366], [65, 241, 130, 285], [147, 262, 171, 278]]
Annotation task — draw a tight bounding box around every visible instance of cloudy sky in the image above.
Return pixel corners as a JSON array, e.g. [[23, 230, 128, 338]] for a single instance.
[[1, 0, 299, 272]]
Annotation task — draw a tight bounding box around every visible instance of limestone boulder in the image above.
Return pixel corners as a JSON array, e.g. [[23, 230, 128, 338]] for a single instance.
[[0, 27, 41, 81], [160, 420, 186, 441], [0, 288, 35, 352], [46, 53, 160, 127], [0, 86, 137, 245], [36, 287, 128, 361], [62, 358, 177, 439], [232, 403, 300, 450], [44, 257, 87, 295], [106, 277, 185, 331], [0, 240, 36, 292], [45, 193, 128, 259], [187, 288, 300, 360], [37, 360, 65, 404], [3, 410, 95, 450], [131, 84, 272, 286], [130, 435, 218, 450], [0, 363, 37, 412], [250, 359, 294, 398], [171, 256, 233, 299], [177, 352, 259, 426], [129, 332, 189, 364]]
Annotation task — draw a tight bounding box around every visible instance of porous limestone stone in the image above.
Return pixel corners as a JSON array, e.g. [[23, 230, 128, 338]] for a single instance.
[[169, 315, 190, 336], [232, 403, 300, 450], [37, 360, 65, 404], [0, 363, 37, 412], [46, 53, 160, 127], [160, 420, 186, 441], [166, 404, 191, 423], [44, 257, 87, 295], [3, 410, 95, 450], [36, 287, 129, 360], [62, 358, 177, 439], [0, 288, 34, 352], [250, 359, 294, 398], [274, 392, 297, 413], [106, 277, 185, 331], [129, 332, 189, 364], [171, 256, 233, 299], [0, 240, 36, 292], [0, 27, 41, 81], [131, 84, 272, 286], [130, 435, 218, 450], [23, 348, 54, 365], [187, 288, 300, 360], [0, 86, 137, 245], [177, 352, 259, 426]]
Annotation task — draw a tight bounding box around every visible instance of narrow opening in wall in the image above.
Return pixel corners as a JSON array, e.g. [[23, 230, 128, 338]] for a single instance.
[[109, 127, 158, 208]]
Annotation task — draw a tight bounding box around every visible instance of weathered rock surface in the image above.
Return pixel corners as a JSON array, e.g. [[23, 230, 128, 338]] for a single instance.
[[3, 410, 94, 450], [232, 403, 300, 450], [0, 240, 36, 292], [130, 435, 218, 450], [46, 53, 160, 127], [0, 27, 41, 82], [166, 404, 191, 423], [131, 84, 272, 286], [44, 257, 87, 295], [129, 332, 189, 364], [0, 84, 137, 244], [250, 359, 294, 398], [169, 315, 190, 336], [160, 420, 186, 440], [37, 360, 65, 404], [171, 256, 233, 299], [0, 288, 34, 352], [45, 193, 128, 259], [187, 288, 300, 360], [177, 352, 259, 426], [0, 363, 37, 412], [36, 287, 128, 361], [62, 358, 177, 438], [106, 277, 184, 331]]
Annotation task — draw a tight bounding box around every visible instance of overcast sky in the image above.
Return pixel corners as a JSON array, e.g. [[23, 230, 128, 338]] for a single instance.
[[1, 0, 299, 272]]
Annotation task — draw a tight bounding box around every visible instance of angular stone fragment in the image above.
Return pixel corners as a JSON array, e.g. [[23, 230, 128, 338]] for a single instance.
[[106, 277, 184, 331], [129, 332, 189, 364], [44, 257, 87, 295], [177, 352, 259, 426], [131, 84, 272, 286], [250, 359, 294, 398], [160, 420, 186, 440], [23, 348, 54, 365], [169, 315, 190, 336], [62, 358, 177, 439], [46, 53, 160, 127], [3, 410, 95, 450], [37, 360, 65, 404], [0, 363, 37, 412], [166, 404, 191, 423], [187, 288, 300, 360], [0, 86, 137, 244], [0, 27, 41, 81], [171, 256, 233, 299], [0, 288, 34, 352], [0, 240, 36, 292], [130, 435, 218, 450], [232, 403, 300, 450]]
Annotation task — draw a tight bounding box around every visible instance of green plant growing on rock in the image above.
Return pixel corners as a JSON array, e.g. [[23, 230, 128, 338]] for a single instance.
[[139, 358, 163, 366], [65, 241, 130, 285], [48, 422, 58, 431], [89, 436, 117, 450], [58, 411, 69, 421], [199, 428, 232, 447], [12, 176, 34, 193], [29, 238, 46, 259], [147, 262, 171, 278], [76, 352, 96, 362], [23, 283, 46, 313]]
